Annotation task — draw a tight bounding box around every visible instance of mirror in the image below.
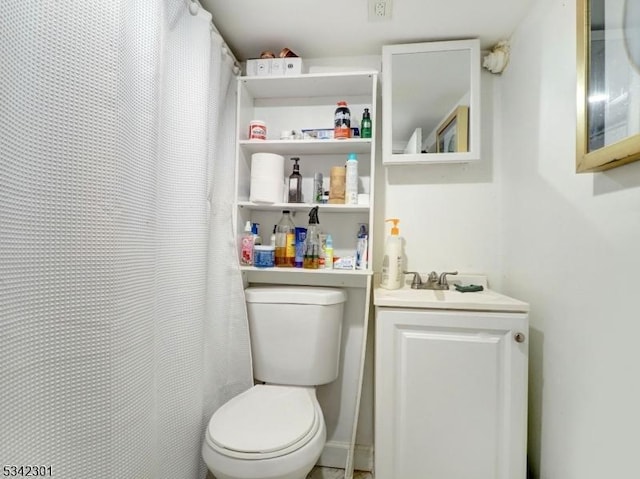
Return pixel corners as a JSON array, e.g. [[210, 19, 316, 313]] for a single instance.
[[382, 39, 481, 165], [576, 0, 640, 172]]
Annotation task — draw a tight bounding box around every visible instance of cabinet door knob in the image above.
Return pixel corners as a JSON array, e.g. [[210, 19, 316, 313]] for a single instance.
[[514, 332, 526, 343]]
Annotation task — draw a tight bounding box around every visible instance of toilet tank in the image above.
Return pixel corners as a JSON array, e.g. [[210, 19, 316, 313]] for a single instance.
[[245, 286, 347, 386]]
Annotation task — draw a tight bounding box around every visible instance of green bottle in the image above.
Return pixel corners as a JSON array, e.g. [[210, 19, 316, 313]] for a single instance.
[[361, 108, 372, 139]]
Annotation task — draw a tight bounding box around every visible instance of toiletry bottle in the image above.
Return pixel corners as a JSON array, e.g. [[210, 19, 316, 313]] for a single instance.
[[380, 219, 403, 290], [361, 108, 372, 139], [240, 220, 254, 266], [334, 101, 351, 139], [275, 210, 296, 267], [355, 223, 368, 270], [270, 225, 276, 246], [303, 207, 321, 269], [345, 152, 358, 205], [252, 223, 261, 245], [329, 166, 345, 204], [324, 234, 334, 270], [294, 227, 307, 268], [313, 172, 323, 204], [288, 157, 302, 203]]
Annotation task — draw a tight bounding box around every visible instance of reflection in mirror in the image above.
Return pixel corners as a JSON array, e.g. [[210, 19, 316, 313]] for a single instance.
[[392, 50, 470, 154], [382, 39, 481, 165]]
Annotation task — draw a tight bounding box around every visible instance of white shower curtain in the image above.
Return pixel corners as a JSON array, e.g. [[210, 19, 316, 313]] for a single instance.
[[0, 0, 252, 477]]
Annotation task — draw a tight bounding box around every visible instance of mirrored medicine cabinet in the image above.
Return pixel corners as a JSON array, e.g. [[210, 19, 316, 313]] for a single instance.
[[382, 39, 481, 165]]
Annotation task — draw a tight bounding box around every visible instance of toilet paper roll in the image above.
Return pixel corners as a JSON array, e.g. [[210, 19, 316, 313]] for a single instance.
[[250, 176, 284, 203], [251, 152, 285, 178]]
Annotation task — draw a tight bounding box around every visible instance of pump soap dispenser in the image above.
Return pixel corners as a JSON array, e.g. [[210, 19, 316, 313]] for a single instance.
[[288, 157, 302, 203], [380, 218, 403, 290]]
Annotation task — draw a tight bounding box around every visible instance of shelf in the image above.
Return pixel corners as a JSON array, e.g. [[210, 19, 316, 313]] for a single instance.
[[240, 266, 372, 275], [383, 151, 478, 166], [238, 71, 377, 99], [241, 265, 372, 288], [239, 139, 372, 155], [237, 201, 369, 213]]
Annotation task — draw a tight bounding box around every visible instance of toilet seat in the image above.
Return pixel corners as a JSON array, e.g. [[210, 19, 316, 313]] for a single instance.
[[206, 385, 321, 461]]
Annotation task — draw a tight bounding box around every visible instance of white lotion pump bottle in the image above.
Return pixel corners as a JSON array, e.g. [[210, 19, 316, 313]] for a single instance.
[[380, 218, 403, 290]]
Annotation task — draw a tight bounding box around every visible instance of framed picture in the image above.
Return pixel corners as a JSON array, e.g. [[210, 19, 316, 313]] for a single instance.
[[576, 0, 640, 172], [436, 105, 469, 153]]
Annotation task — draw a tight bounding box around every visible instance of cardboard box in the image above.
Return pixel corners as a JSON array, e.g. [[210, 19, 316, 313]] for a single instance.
[[283, 57, 303, 76], [270, 58, 285, 76], [245, 57, 304, 77], [246, 58, 271, 77]]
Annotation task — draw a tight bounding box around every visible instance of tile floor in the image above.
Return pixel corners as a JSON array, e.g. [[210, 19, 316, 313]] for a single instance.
[[208, 466, 373, 479], [306, 466, 373, 479]]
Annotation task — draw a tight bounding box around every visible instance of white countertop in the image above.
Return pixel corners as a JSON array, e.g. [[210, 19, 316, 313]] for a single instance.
[[373, 274, 529, 313]]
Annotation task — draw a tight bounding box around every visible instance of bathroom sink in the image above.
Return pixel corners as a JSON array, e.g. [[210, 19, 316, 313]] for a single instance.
[[374, 276, 529, 313]]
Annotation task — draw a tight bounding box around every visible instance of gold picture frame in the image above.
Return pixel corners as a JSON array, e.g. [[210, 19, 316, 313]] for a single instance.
[[436, 105, 469, 153], [576, 0, 640, 172]]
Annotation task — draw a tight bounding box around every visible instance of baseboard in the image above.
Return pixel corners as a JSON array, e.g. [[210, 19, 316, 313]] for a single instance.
[[317, 441, 374, 472]]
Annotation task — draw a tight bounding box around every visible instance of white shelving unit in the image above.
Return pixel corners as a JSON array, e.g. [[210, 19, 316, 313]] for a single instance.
[[233, 71, 378, 478]]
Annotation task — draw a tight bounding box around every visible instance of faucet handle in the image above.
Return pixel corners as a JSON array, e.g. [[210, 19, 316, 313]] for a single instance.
[[438, 271, 459, 287], [403, 271, 423, 288]]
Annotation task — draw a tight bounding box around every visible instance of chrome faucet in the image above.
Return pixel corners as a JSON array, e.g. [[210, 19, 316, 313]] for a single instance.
[[404, 271, 458, 290]]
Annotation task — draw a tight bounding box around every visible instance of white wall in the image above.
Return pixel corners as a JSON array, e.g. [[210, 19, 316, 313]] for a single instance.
[[304, 14, 640, 474], [382, 71, 503, 284], [498, 0, 640, 477]]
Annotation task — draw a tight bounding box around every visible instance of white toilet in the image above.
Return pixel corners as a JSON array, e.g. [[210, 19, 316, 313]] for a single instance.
[[202, 285, 347, 479]]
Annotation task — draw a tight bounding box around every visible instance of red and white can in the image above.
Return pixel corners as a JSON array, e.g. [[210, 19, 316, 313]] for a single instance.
[[248, 120, 267, 140]]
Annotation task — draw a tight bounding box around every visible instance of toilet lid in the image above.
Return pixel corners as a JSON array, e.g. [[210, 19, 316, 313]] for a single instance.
[[208, 385, 317, 454]]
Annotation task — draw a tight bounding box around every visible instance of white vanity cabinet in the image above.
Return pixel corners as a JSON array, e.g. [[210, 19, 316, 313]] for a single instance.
[[374, 306, 529, 479]]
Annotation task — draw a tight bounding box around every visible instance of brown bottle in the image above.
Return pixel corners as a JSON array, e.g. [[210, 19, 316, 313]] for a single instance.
[[334, 101, 351, 139]]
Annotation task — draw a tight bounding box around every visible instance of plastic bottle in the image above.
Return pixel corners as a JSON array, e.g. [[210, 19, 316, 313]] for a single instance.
[[251, 223, 262, 245], [345, 152, 358, 205], [294, 227, 307, 268], [361, 108, 372, 139], [270, 225, 276, 246], [288, 157, 302, 203], [303, 207, 321, 269], [313, 172, 323, 204], [334, 101, 351, 139], [275, 210, 296, 267], [240, 220, 254, 266], [380, 219, 403, 290], [329, 166, 345, 204], [355, 223, 368, 270], [324, 234, 334, 270]]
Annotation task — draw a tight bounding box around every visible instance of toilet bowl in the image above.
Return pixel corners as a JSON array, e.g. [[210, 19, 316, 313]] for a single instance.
[[202, 385, 325, 479], [202, 286, 347, 479]]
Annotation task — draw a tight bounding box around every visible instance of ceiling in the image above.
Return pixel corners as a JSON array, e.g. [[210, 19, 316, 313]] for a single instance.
[[198, 0, 535, 61]]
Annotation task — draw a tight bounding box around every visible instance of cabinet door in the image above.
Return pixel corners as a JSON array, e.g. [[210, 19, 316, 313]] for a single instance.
[[375, 308, 528, 479]]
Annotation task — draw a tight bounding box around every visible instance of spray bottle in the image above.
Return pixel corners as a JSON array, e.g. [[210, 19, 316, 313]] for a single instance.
[[251, 223, 261, 245], [380, 218, 403, 290], [240, 220, 254, 266], [303, 207, 321, 269]]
